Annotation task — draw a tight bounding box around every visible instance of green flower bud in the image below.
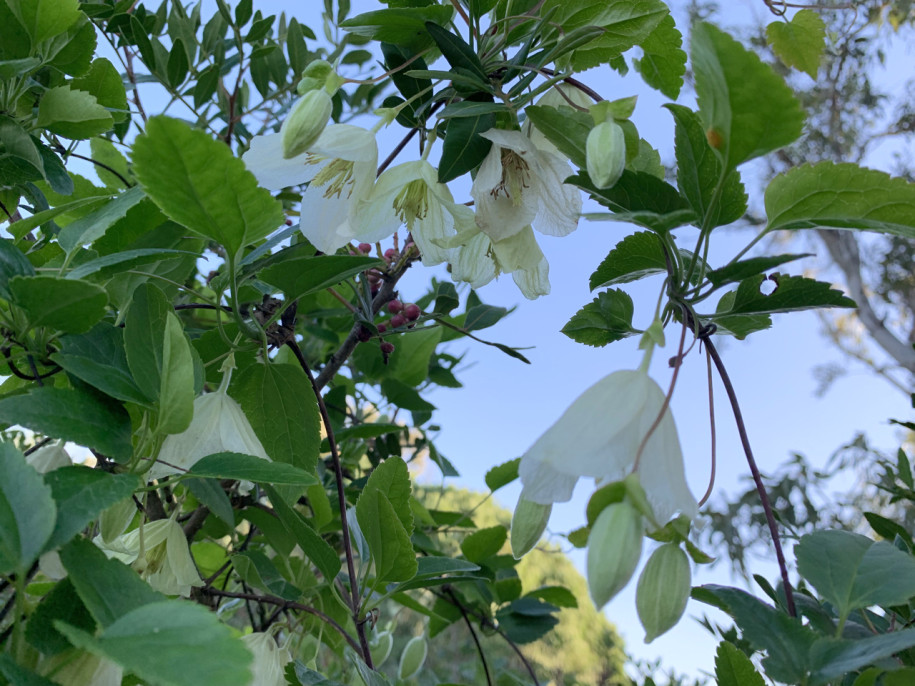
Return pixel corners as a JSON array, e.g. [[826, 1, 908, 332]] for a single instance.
[[398, 635, 428, 680], [511, 497, 552, 559], [636, 543, 691, 643], [369, 629, 394, 666], [587, 501, 643, 608], [586, 120, 626, 189], [241, 632, 292, 686], [281, 89, 333, 159]]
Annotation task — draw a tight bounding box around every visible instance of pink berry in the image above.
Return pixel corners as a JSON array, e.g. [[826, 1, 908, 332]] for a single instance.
[[366, 271, 381, 284], [387, 299, 403, 314], [371, 285, 380, 296], [377, 324, 387, 334], [285, 219, 294, 226], [357, 326, 371, 342], [358, 243, 372, 253], [384, 248, 398, 259], [390, 314, 406, 328], [404, 304, 421, 321], [380, 342, 395, 354]]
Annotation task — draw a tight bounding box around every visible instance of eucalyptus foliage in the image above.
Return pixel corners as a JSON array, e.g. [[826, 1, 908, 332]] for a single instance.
[[1, 0, 914, 684]]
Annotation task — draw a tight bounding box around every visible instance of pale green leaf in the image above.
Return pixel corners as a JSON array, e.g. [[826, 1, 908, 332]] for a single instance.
[[634, 14, 685, 99], [766, 10, 826, 79], [0, 444, 56, 575], [37, 86, 113, 140], [156, 313, 194, 435]]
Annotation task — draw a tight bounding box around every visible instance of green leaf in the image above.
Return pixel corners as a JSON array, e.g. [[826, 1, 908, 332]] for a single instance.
[[231, 362, 321, 474], [43, 467, 138, 551], [156, 312, 195, 435], [89, 137, 132, 188], [185, 479, 235, 528], [263, 484, 341, 582], [57, 601, 252, 686], [424, 21, 488, 82], [323, 423, 403, 449], [438, 101, 511, 119], [124, 282, 172, 402], [0, 115, 44, 185], [524, 586, 578, 608], [37, 86, 113, 139], [633, 14, 685, 99], [716, 273, 856, 317], [26, 577, 96, 655], [665, 104, 747, 228], [131, 116, 283, 258], [70, 57, 128, 122], [51, 324, 148, 405], [0, 655, 58, 686], [464, 304, 509, 332], [711, 291, 772, 339], [66, 248, 197, 280], [7, 0, 80, 44], [693, 585, 815, 684], [340, 6, 454, 51], [706, 254, 813, 288], [691, 22, 804, 170], [715, 641, 765, 686], [387, 327, 443, 387], [58, 186, 146, 253], [808, 630, 915, 686], [485, 457, 520, 492], [461, 525, 507, 562], [187, 452, 319, 486], [438, 112, 496, 184], [363, 456, 414, 535], [494, 605, 559, 644], [258, 255, 381, 302], [525, 105, 591, 169], [47, 16, 96, 76], [589, 231, 666, 290], [0, 444, 56, 575], [233, 550, 302, 601], [0, 238, 36, 300], [0, 386, 132, 460], [381, 378, 436, 412], [356, 488, 417, 585], [561, 289, 637, 347], [9, 275, 107, 334], [796, 530, 915, 621], [767, 10, 825, 79], [765, 162, 915, 239], [59, 538, 164, 628], [166, 38, 189, 88]]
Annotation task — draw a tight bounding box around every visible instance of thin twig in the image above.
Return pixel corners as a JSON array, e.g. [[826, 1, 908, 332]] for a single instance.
[[698, 347, 717, 507], [448, 588, 493, 686], [284, 339, 374, 668]]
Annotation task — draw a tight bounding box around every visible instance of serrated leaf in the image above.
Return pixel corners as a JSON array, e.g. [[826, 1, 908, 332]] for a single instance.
[[0, 386, 132, 461], [37, 86, 113, 139], [71, 57, 128, 122], [691, 22, 804, 170], [8, 0, 81, 45], [485, 457, 520, 492], [561, 289, 636, 347], [715, 641, 765, 686], [809, 630, 915, 685], [589, 231, 666, 290], [711, 290, 772, 339], [438, 113, 496, 183], [257, 255, 382, 301], [718, 273, 855, 317], [706, 254, 812, 288], [765, 162, 915, 239], [767, 10, 825, 79], [58, 186, 146, 253], [187, 453, 319, 486], [340, 6, 454, 51], [665, 104, 747, 228], [0, 444, 56, 575], [131, 116, 283, 258], [362, 456, 413, 535], [356, 489, 417, 585], [524, 105, 591, 169], [9, 275, 107, 334], [634, 14, 685, 99]]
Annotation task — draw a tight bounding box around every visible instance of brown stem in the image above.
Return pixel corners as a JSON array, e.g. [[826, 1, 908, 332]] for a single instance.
[[447, 588, 493, 686], [284, 340, 374, 668]]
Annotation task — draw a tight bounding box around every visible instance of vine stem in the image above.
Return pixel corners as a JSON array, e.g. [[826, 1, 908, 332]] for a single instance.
[[702, 334, 797, 617], [284, 339, 374, 668], [447, 588, 493, 686]]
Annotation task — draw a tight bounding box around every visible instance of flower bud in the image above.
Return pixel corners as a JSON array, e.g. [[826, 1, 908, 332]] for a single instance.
[[369, 629, 394, 666], [636, 543, 691, 643], [586, 120, 626, 189], [398, 635, 428, 681], [587, 501, 643, 608], [511, 497, 552, 559], [281, 89, 333, 159], [241, 632, 292, 686]]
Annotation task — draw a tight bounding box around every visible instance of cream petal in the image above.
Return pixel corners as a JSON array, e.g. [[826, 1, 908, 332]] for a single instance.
[[450, 232, 497, 289], [298, 181, 356, 253], [530, 150, 582, 237], [412, 199, 452, 266], [474, 191, 535, 242], [491, 226, 544, 272], [512, 257, 551, 299], [470, 143, 504, 199], [480, 128, 537, 156], [310, 124, 377, 161], [242, 134, 315, 190]]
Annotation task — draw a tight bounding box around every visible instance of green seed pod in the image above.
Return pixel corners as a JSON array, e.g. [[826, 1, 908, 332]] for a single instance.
[[511, 497, 552, 559], [369, 630, 394, 666], [587, 501, 643, 608], [636, 543, 692, 643], [586, 120, 626, 189], [281, 89, 333, 159], [398, 635, 428, 680]]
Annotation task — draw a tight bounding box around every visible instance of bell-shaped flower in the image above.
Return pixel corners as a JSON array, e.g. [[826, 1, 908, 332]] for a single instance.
[[95, 518, 202, 597], [40, 650, 123, 686], [354, 159, 467, 266], [148, 383, 269, 482], [518, 369, 696, 527], [241, 631, 292, 686], [26, 441, 71, 473], [470, 128, 581, 243], [243, 124, 397, 254]]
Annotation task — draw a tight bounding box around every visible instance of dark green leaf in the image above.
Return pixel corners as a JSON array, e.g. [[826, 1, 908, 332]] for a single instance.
[[0, 238, 35, 300], [715, 641, 765, 686], [524, 586, 578, 608], [124, 282, 171, 402], [464, 304, 508, 332], [634, 15, 685, 99], [718, 273, 856, 317], [525, 105, 591, 169], [461, 525, 507, 562], [188, 453, 319, 486], [66, 248, 197, 280], [9, 275, 107, 334], [561, 289, 637, 347], [381, 378, 436, 412], [0, 655, 58, 686], [233, 549, 301, 601], [425, 21, 488, 81], [58, 186, 146, 254], [258, 255, 382, 301], [185, 478, 235, 528], [362, 456, 413, 535], [356, 489, 417, 585], [438, 101, 512, 119], [432, 281, 459, 314], [809, 630, 915, 686], [340, 6, 454, 51], [0, 386, 132, 461], [43, 467, 139, 551], [589, 231, 666, 290], [263, 484, 341, 582], [706, 254, 813, 288], [494, 606, 559, 644], [0, 444, 56, 575], [485, 458, 519, 492], [26, 577, 96, 655], [438, 112, 496, 183]]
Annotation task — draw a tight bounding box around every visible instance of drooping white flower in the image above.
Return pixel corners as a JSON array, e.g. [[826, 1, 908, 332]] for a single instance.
[[517, 369, 696, 527], [95, 518, 202, 597], [243, 124, 397, 253], [26, 441, 71, 473], [586, 119, 626, 189], [354, 159, 468, 266], [148, 380, 269, 482], [40, 650, 123, 686], [241, 632, 292, 686], [470, 128, 581, 243]]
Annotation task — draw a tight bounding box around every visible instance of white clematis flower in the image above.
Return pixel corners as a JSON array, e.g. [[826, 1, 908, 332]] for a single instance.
[[471, 128, 581, 243], [355, 160, 468, 266], [241, 632, 292, 686], [40, 650, 123, 686], [518, 369, 696, 527], [95, 518, 202, 597], [243, 124, 397, 253], [26, 440, 71, 473]]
